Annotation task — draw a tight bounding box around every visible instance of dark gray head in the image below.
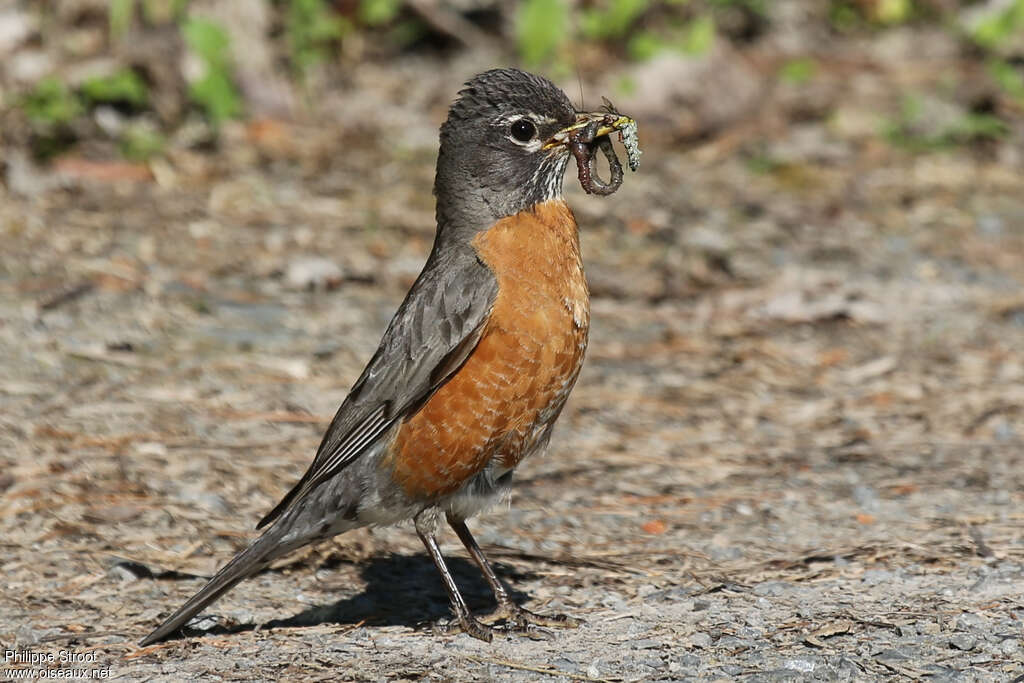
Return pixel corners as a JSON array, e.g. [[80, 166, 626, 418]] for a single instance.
[[433, 69, 577, 239]]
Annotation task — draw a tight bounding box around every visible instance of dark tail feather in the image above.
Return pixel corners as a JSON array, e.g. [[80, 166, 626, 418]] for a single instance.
[[139, 529, 289, 646], [256, 485, 297, 529]]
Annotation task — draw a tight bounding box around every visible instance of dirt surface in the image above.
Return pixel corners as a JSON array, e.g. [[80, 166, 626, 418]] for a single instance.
[[4, 40, 1024, 683]]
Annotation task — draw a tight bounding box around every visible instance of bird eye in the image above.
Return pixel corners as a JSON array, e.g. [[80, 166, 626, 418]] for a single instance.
[[510, 119, 536, 143]]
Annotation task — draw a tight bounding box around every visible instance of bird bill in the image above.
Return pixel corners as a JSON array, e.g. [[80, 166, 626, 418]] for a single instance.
[[545, 110, 641, 173]]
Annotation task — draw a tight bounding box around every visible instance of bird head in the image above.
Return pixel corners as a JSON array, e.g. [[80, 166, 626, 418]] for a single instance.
[[434, 68, 634, 238]]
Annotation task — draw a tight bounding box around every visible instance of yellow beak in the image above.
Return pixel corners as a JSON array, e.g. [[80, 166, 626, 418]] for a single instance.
[[543, 111, 638, 149]]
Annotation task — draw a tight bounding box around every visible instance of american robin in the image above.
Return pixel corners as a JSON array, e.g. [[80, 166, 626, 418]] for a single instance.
[[141, 68, 637, 646]]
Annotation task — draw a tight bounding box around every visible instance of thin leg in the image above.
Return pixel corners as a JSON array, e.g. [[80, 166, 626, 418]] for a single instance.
[[447, 513, 582, 636], [447, 514, 511, 603], [414, 511, 494, 642]]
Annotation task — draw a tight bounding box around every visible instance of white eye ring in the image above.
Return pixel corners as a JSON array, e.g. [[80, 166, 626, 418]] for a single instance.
[[503, 114, 551, 150]]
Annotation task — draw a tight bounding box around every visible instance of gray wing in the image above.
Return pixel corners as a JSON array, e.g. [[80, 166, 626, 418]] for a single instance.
[[257, 245, 497, 529]]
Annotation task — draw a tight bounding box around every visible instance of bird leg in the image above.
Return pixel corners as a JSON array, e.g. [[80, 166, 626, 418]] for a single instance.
[[414, 510, 496, 642], [447, 513, 582, 639]]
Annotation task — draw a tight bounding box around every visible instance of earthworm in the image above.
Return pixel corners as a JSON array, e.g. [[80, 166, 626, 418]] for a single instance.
[[570, 119, 624, 196]]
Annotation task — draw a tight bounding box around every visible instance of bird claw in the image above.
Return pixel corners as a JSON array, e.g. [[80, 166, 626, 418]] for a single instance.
[[492, 603, 582, 630], [495, 621, 555, 641], [432, 614, 494, 643], [490, 604, 581, 640], [433, 604, 581, 643]]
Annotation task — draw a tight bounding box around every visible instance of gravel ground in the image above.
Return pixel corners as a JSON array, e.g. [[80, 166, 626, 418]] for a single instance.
[[3, 50, 1024, 681]]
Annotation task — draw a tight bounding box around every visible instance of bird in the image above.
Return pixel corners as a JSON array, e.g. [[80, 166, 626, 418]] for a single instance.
[[140, 68, 635, 646]]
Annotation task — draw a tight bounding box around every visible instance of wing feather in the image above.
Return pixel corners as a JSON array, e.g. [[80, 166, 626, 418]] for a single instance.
[[257, 245, 496, 529]]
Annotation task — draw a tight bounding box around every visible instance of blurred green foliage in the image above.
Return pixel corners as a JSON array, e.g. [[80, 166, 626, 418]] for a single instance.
[[519, 0, 729, 68], [182, 17, 242, 125], [872, 0, 913, 24], [966, 0, 1024, 106], [951, 112, 1010, 142], [883, 94, 1009, 151], [81, 69, 149, 107], [678, 14, 715, 55], [8, 0, 1022, 161], [21, 78, 82, 127], [827, 0, 934, 30], [988, 59, 1024, 103], [109, 0, 189, 36], [625, 31, 661, 60], [120, 123, 166, 160], [581, 0, 649, 40], [287, 0, 349, 78], [518, 0, 570, 66], [19, 77, 82, 159], [360, 0, 402, 26], [969, 0, 1024, 49], [109, 0, 135, 37], [779, 58, 817, 85]]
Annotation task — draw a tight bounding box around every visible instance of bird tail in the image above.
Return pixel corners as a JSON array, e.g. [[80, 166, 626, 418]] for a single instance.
[[139, 526, 297, 646]]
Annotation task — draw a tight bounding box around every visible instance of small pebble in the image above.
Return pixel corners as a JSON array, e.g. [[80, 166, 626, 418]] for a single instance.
[[955, 613, 985, 631], [861, 569, 895, 586], [285, 256, 343, 290], [753, 581, 790, 596], [689, 632, 712, 648], [632, 638, 662, 650], [550, 657, 577, 671], [784, 658, 816, 673], [108, 562, 148, 583], [949, 634, 977, 651]]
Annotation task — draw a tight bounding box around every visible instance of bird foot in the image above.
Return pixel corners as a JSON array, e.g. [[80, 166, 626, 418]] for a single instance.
[[485, 602, 583, 633], [432, 614, 495, 643], [435, 604, 581, 643]]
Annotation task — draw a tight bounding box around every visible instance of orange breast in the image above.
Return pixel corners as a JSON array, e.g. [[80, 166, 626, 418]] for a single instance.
[[388, 199, 590, 501]]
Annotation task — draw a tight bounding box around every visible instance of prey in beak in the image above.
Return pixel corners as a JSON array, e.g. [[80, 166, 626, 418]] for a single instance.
[[545, 102, 641, 195]]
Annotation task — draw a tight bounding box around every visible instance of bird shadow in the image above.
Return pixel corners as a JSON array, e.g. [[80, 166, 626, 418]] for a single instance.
[[178, 553, 536, 640]]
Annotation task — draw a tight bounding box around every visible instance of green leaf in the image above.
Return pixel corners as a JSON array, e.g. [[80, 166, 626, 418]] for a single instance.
[[141, 0, 187, 23], [21, 77, 82, 126], [360, 0, 401, 26], [189, 69, 240, 124], [517, 0, 568, 66], [988, 59, 1024, 102], [81, 69, 148, 106], [182, 17, 241, 125], [119, 124, 166, 160], [949, 112, 1008, 142], [679, 14, 714, 55], [627, 31, 663, 61], [881, 92, 1009, 151], [829, 3, 860, 32], [874, 0, 911, 24], [182, 17, 231, 67], [287, 0, 347, 76], [109, 0, 134, 38], [970, 0, 1024, 49], [779, 58, 817, 85], [581, 0, 649, 40]]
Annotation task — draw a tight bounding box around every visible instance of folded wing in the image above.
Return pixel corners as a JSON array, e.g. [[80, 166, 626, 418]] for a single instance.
[[257, 245, 497, 529]]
